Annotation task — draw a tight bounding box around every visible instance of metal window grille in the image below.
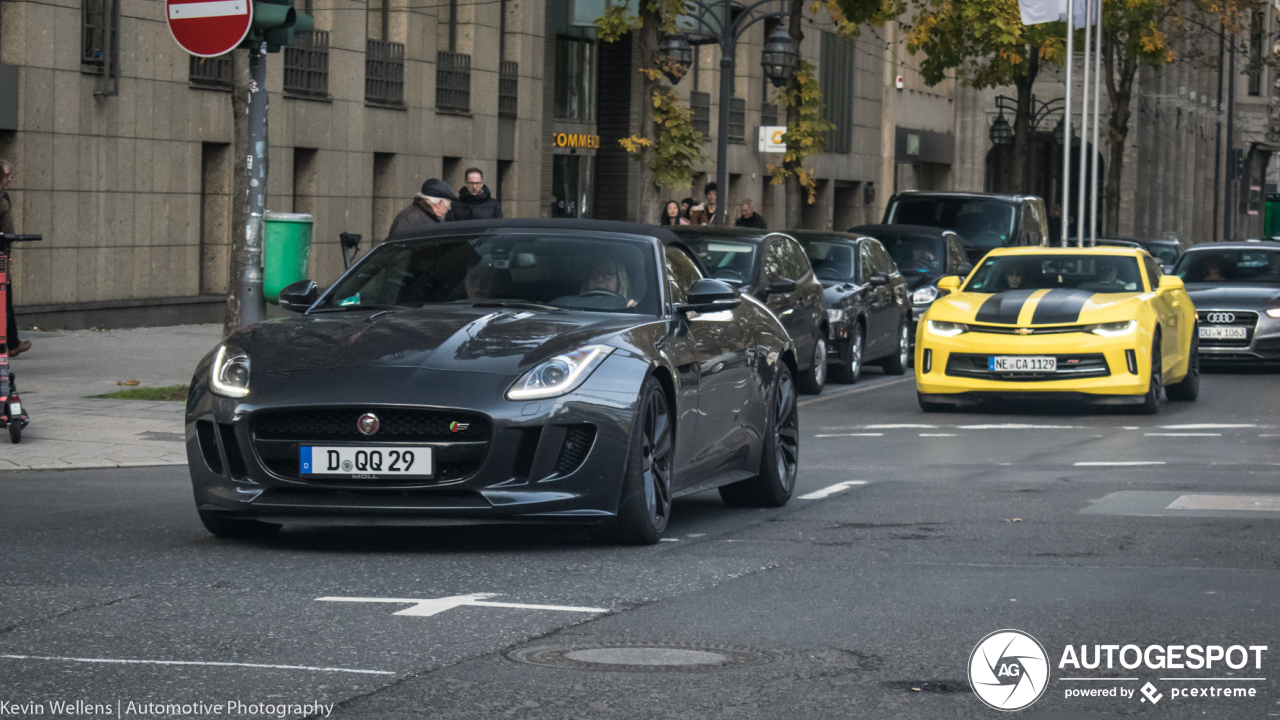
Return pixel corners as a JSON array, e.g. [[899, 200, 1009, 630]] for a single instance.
[[366, 38, 405, 105], [437, 51, 472, 113], [761, 101, 779, 127], [728, 97, 746, 143], [819, 31, 855, 154], [284, 31, 330, 97], [691, 91, 711, 139], [82, 0, 119, 68], [499, 60, 518, 118], [190, 54, 234, 87]]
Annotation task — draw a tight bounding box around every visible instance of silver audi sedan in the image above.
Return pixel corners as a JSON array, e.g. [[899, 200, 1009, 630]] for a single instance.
[[1172, 241, 1280, 365]]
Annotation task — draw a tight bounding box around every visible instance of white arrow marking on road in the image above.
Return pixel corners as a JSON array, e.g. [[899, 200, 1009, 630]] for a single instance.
[[799, 481, 867, 500], [168, 0, 248, 19], [1074, 461, 1166, 466], [316, 594, 609, 618]]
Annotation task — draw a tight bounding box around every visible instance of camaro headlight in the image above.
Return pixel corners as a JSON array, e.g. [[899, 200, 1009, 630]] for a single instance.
[[1087, 320, 1138, 337], [926, 320, 969, 336], [210, 345, 251, 398], [1266, 308, 1280, 318], [827, 308, 845, 323], [912, 285, 939, 305], [507, 345, 615, 400]]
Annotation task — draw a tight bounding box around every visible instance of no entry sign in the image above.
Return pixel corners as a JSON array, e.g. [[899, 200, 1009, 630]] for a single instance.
[[167, 0, 253, 57]]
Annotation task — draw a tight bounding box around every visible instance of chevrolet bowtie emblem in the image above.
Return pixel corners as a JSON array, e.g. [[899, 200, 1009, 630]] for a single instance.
[[1015, 328, 1034, 335]]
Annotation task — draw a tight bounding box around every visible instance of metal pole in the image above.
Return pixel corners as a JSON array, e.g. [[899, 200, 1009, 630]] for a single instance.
[[1075, 0, 1092, 247], [1213, 25, 1224, 240], [1225, 34, 1236, 241], [241, 42, 268, 327], [1089, 0, 1102, 245], [1061, 0, 1074, 246], [715, 34, 734, 227]]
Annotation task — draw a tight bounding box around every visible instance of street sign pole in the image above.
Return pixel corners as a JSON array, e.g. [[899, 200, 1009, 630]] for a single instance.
[[241, 41, 268, 327]]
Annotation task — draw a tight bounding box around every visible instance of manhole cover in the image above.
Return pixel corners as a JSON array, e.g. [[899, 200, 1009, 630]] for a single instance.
[[505, 642, 779, 673]]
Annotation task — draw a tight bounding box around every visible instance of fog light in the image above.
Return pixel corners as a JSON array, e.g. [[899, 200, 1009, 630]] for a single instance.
[[1125, 349, 1137, 375], [923, 349, 933, 374]]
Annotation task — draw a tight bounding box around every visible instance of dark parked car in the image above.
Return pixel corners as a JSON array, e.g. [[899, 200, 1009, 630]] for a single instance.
[[1172, 241, 1280, 365], [1136, 237, 1187, 273], [186, 220, 802, 545], [790, 230, 911, 383], [672, 227, 829, 393], [848, 224, 970, 348], [882, 191, 1050, 262]]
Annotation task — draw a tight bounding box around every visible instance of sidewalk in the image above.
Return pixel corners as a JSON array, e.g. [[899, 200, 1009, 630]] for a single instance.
[[2, 324, 223, 472]]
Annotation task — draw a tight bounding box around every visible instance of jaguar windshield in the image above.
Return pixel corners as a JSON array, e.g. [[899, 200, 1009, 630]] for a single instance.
[[320, 233, 661, 314], [966, 255, 1144, 293]]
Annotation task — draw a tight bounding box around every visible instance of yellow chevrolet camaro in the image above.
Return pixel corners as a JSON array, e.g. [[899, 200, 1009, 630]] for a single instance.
[[915, 247, 1198, 413]]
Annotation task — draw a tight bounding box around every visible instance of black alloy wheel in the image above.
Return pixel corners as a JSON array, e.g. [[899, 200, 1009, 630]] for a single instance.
[[597, 376, 673, 544], [720, 364, 798, 507], [1135, 339, 1162, 415], [1165, 332, 1200, 402], [881, 322, 910, 375], [830, 323, 863, 384], [798, 337, 827, 394]]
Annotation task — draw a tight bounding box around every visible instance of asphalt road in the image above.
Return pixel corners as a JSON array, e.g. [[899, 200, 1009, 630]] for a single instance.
[[2, 369, 1279, 719]]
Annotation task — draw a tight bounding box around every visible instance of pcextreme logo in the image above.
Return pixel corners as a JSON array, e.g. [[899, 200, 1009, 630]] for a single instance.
[[968, 629, 1051, 711]]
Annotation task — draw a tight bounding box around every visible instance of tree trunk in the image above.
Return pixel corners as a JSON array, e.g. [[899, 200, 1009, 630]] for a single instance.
[[783, 1, 805, 228], [634, 8, 660, 223], [1010, 50, 1039, 194], [223, 48, 251, 338], [1101, 29, 1136, 237]]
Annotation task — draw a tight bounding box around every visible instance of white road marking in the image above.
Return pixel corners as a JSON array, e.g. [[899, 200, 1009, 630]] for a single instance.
[[1160, 423, 1257, 429], [317, 594, 609, 618], [958, 424, 1082, 430], [1145, 433, 1221, 437], [815, 433, 883, 437], [863, 424, 938, 429], [1074, 461, 1166, 466], [919, 433, 956, 437], [1167, 495, 1280, 512], [659, 538, 679, 542], [0, 654, 393, 675], [798, 481, 867, 500], [686, 533, 707, 537], [1122, 426, 1139, 430], [798, 376, 913, 406], [168, 0, 248, 19]]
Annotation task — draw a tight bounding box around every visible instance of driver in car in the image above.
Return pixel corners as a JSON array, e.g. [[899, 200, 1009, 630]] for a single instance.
[[464, 263, 496, 299], [1092, 259, 1126, 290], [583, 257, 637, 307], [912, 246, 938, 273]]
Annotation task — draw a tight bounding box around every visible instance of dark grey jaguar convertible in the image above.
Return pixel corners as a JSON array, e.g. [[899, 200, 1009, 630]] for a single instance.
[[186, 220, 800, 544]]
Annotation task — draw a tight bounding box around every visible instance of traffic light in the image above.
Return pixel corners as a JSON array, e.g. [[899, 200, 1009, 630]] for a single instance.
[[248, 0, 314, 52]]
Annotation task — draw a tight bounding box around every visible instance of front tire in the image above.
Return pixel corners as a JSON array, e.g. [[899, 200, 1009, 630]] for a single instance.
[[720, 364, 798, 507], [1133, 339, 1162, 415], [829, 324, 863, 384], [880, 322, 910, 375], [8, 422, 20, 444], [198, 511, 281, 539], [595, 376, 673, 545], [1165, 333, 1200, 401], [798, 336, 827, 394]]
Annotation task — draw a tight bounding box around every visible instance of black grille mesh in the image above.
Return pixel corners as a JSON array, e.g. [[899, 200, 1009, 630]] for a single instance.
[[514, 428, 542, 478], [252, 408, 490, 442], [555, 425, 596, 475], [219, 423, 248, 478], [196, 421, 222, 474]]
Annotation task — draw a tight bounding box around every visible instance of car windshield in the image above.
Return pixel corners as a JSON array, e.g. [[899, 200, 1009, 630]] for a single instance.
[[887, 198, 1017, 250], [802, 242, 856, 282], [877, 234, 947, 277], [320, 233, 661, 314], [679, 238, 758, 286], [1174, 249, 1280, 285], [1143, 244, 1180, 266], [965, 254, 1144, 293]]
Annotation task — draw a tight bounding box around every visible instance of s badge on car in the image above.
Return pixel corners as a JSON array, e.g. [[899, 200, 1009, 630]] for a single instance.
[[449, 421, 470, 433], [357, 413, 380, 436]]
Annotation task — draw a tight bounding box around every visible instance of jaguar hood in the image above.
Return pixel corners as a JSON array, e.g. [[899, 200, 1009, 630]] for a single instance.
[[928, 289, 1147, 326]]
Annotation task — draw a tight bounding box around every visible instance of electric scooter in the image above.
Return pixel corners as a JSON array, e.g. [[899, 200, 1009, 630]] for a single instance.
[[1, 233, 40, 444]]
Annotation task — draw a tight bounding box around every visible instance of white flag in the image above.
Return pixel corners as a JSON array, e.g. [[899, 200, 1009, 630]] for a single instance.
[[1017, 0, 1060, 25]]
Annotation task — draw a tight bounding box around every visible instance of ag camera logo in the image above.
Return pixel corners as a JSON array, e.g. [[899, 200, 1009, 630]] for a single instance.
[[969, 629, 1050, 711]]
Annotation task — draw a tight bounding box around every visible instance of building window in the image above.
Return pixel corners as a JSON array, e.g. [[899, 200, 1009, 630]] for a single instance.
[[437, 51, 472, 113], [1249, 11, 1263, 96], [499, 61, 519, 118], [691, 91, 711, 139], [555, 36, 597, 122], [552, 154, 594, 218], [761, 19, 780, 126], [190, 55, 234, 88], [820, 31, 855, 154], [284, 30, 330, 97], [366, 39, 405, 105], [728, 97, 746, 143], [368, 0, 389, 41], [82, 0, 119, 69]]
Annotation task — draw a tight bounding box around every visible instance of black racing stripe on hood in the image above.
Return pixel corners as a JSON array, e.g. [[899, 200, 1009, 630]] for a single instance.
[[1030, 289, 1095, 325], [975, 290, 1038, 324]]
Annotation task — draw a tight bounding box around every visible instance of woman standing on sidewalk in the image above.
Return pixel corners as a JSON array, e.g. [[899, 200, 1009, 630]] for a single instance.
[[1, 158, 30, 357]]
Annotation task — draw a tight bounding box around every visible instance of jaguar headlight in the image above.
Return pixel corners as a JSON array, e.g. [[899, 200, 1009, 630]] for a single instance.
[[210, 345, 251, 398], [1087, 320, 1138, 337], [912, 285, 940, 305], [507, 345, 615, 400], [827, 308, 845, 323], [926, 320, 969, 337]]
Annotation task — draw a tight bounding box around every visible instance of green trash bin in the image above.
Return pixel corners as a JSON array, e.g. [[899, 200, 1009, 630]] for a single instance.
[[1266, 194, 1280, 240], [263, 212, 313, 305]]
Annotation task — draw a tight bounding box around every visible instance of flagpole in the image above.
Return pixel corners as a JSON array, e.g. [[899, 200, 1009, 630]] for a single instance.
[[1075, 0, 1092, 247], [1089, 0, 1102, 246], [1061, 0, 1074, 247]]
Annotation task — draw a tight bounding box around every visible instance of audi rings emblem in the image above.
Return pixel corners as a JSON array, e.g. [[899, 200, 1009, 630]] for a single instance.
[[357, 413, 380, 436], [1205, 312, 1236, 324]]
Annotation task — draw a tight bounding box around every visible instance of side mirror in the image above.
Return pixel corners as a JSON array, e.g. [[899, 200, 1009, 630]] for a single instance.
[[676, 278, 742, 314], [1157, 275, 1184, 291], [937, 276, 963, 293], [956, 263, 974, 276], [279, 279, 319, 313], [869, 272, 890, 287], [765, 277, 798, 295]]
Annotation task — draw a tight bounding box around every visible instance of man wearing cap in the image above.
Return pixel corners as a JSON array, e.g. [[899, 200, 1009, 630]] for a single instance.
[[389, 178, 457, 235]]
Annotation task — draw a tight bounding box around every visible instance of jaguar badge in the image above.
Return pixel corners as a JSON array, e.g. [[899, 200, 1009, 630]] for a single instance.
[[357, 413, 380, 436]]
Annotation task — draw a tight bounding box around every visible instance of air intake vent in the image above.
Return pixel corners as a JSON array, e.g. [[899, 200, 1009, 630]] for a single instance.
[[196, 421, 222, 474], [513, 427, 542, 478], [219, 423, 248, 479], [555, 425, 596, 476]]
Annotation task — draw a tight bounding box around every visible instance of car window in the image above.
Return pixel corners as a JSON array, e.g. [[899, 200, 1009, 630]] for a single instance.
[[886, 197, 1018, 249], [947, 236, 966, 274], [680, 238, 757, 286], [858, 244, 873, 283], [805, 241, 856, 282], [1142, 256, 1163, 289], [868, 240, 896, 275], [665, 245, 703, 304], [780, 237, 812, 281], [1174, 249, 1280, 284], [880, 233, 946, 277], [966, 254, 1144, 292], [1022, 201, 1044, 246]]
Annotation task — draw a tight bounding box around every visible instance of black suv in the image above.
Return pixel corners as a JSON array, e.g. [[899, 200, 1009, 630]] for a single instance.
[[882, 191, 1050, 263]]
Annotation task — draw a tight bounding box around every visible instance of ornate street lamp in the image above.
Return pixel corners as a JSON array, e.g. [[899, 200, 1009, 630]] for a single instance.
[[761, 25, 799, 88], [658, 32, 694, 85], [989, 112, 1013, 146]]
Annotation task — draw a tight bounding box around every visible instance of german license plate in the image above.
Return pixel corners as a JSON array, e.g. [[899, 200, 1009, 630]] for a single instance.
[[301, 446, 433, 477], [1199, 326, 1247, 340], [989, 356, 1057, 372]]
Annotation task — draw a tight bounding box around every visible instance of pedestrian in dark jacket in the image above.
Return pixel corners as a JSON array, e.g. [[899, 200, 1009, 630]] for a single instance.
[[449, 168, 503, 221], [389, 178, 457, 236], [0, 158, 29, 357], [734, 198, 767, 230]]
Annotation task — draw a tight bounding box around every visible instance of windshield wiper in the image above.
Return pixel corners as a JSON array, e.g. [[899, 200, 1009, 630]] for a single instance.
[[310, 303, 406, 313], [469, 300, 567, 313]]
